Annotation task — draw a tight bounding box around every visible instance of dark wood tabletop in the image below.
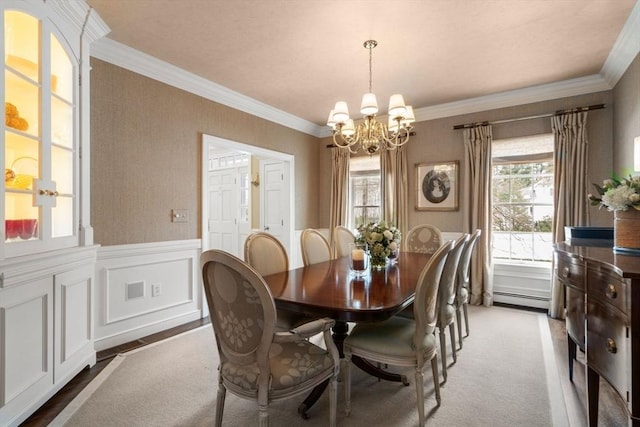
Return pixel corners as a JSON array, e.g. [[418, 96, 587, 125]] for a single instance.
[[262, 251, 432, 323]]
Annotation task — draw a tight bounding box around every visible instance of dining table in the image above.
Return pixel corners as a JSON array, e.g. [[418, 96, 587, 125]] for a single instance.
[[261, 251, 432, 418]]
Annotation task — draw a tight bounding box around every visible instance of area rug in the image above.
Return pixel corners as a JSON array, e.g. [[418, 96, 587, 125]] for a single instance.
[[51, 305, 568, 426]]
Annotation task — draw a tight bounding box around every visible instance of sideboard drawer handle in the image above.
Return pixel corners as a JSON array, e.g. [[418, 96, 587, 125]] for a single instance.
[[606, 284, 617, 299], [562, 267, 570, 278], [606, 338, 617, 354]]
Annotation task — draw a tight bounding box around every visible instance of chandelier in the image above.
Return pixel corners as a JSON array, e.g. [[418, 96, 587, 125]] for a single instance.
[[327, 40, 415, 154]]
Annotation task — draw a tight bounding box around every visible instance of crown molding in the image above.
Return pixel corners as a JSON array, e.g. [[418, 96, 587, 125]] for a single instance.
[[90, 38, 325, 137], [49, 0, 110, 43], [600, 0, 640, 87], [413, 74, 612, 122]]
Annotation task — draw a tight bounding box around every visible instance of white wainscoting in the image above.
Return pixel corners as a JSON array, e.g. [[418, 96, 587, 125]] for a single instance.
[[94, 239, 203, 350], [493, 262, 552, 309]]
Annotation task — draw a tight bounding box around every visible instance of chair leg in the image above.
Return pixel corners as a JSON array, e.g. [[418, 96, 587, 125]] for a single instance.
[[344, 355, 352, 416], [415, 366, 425, 426], [463, 302, 470, 337], [449, 323, 457, 363], [329, 373, 338, 427], [456, 308, 463, 350], [431, 357, 441, 406], [439, 328, 447, 381], [215, 375, 226, 427], [258, 404, 268, 427]]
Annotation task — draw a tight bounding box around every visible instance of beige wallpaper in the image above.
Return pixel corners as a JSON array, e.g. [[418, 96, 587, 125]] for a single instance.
[[90, 59, 321, 246], [319, 91, 615, 230], [92, 52, 638, 246], [613, 52, 640, 173]]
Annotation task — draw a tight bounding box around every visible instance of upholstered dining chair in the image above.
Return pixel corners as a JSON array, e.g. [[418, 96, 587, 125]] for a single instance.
[[404, 224, 443, 254], [454, 229, 482, 346], [396, 234, 467, 381], [201, 249, 340, 427], [343, 240, 452, 426], [333, 225, 356, 259], [244, 231, 309, 330], [301, 228, 332, 266], [433, 233, 467, 380]]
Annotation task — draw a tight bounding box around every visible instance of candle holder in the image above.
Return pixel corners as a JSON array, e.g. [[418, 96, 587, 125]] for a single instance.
[[349, 242, 369, 276]]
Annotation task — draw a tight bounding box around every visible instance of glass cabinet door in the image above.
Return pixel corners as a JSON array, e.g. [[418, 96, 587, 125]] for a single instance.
[[3, 8, 77, 256]]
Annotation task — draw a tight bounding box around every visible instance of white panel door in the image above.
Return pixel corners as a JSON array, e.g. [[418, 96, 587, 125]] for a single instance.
[[208, 170, 239, 256], [237, 165, 251, 254], [261, 160, 291, 255]]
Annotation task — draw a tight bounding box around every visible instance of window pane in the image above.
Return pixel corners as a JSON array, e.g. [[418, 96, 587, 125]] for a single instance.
[[349, 155, 381, 229], [491, 135, 554, 262]]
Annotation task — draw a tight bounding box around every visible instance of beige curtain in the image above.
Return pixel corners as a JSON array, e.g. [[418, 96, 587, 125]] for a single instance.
[[381, 145, 409, 238], [329, 147, 350, 247], [548, 112, 588, 318], [463, 125, 494, 307]]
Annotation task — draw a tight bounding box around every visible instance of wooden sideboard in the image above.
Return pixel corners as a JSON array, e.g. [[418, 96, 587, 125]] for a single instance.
[[555, 242, 640, 427]]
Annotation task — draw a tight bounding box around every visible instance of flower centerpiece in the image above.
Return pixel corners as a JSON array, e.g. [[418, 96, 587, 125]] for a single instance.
[[356, 221, 401, 269], [588, 174, 640, 253], [588, 175, 640, 211]]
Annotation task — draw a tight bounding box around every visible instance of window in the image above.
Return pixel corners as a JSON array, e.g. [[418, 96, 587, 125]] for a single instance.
[[492, 134, 554, 262], [349, 155, 381, 229]]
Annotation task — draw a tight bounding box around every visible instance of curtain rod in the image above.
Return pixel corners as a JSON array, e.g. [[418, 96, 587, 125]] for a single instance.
[[452, 103, 606, 130]]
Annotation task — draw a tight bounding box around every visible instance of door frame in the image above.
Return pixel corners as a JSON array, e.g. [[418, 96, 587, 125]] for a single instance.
[[201, 134, 295, 258]]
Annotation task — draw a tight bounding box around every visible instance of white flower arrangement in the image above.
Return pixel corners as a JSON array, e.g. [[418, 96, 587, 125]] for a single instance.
[[356, 221, 401, 266], [589, 175, 640, 211]]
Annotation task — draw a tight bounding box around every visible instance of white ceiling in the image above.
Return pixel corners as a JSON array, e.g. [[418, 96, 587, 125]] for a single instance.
[[86, 0, 639, 136]]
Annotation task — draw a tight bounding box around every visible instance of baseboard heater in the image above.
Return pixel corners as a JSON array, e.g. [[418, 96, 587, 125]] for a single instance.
[[494, 291, 549, 302]]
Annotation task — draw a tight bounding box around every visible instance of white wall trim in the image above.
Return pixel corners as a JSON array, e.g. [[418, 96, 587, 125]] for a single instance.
[[94, 239, 203, 351], [89, 0, 640, 140], [601, 0, 640, 88], [413, 74, 611, 123]]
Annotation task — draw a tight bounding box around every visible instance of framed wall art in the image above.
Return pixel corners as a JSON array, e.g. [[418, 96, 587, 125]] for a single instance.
[[415, 161, 459, 211]]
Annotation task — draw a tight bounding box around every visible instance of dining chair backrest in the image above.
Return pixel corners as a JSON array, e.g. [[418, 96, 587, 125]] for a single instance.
[[404, 224, 443, 254], [457, 229, 482, 293], [333, 225, 356, 258], [244, 231, 288, 277], [454, 229, 482, 345], [438, 234, 468, 311], [412, 240, 452, 338], [202, 250, 276, 369], [301, 228, 332, 266]]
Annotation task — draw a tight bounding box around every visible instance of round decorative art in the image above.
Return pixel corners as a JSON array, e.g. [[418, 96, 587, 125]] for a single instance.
[[422, 170, 451, 204]]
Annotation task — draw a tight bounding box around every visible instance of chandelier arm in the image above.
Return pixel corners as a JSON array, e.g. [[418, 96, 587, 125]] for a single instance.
[[386, 126, 411, 147], [332, 130, 357, 148]]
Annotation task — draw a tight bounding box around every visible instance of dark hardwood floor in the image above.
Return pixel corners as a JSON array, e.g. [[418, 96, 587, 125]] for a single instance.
[[20, 306, 627, 426]]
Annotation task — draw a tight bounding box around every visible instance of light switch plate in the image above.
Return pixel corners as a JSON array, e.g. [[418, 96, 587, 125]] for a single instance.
[[172, 209, 188, 223]]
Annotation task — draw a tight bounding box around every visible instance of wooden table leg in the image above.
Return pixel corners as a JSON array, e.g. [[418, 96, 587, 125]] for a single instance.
[[587, 365, 600, 426]]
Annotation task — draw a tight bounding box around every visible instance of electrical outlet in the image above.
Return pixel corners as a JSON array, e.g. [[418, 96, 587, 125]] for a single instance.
[[151, 283, 162, 297], [171, 209, 189, 223]]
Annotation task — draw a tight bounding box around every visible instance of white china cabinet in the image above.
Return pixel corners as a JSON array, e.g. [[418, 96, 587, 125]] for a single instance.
[[0, 1, 108, 425]]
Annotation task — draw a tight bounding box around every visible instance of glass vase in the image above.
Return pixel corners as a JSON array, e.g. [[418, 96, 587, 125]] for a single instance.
[[370, 253, 388, 270]]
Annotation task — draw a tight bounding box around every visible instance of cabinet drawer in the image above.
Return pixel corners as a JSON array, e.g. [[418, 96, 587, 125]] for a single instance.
[[565, 286, 585, 346], [587, 264, 628, 315], [587, 300, 629, 400], [555, 252, 584, 290]]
